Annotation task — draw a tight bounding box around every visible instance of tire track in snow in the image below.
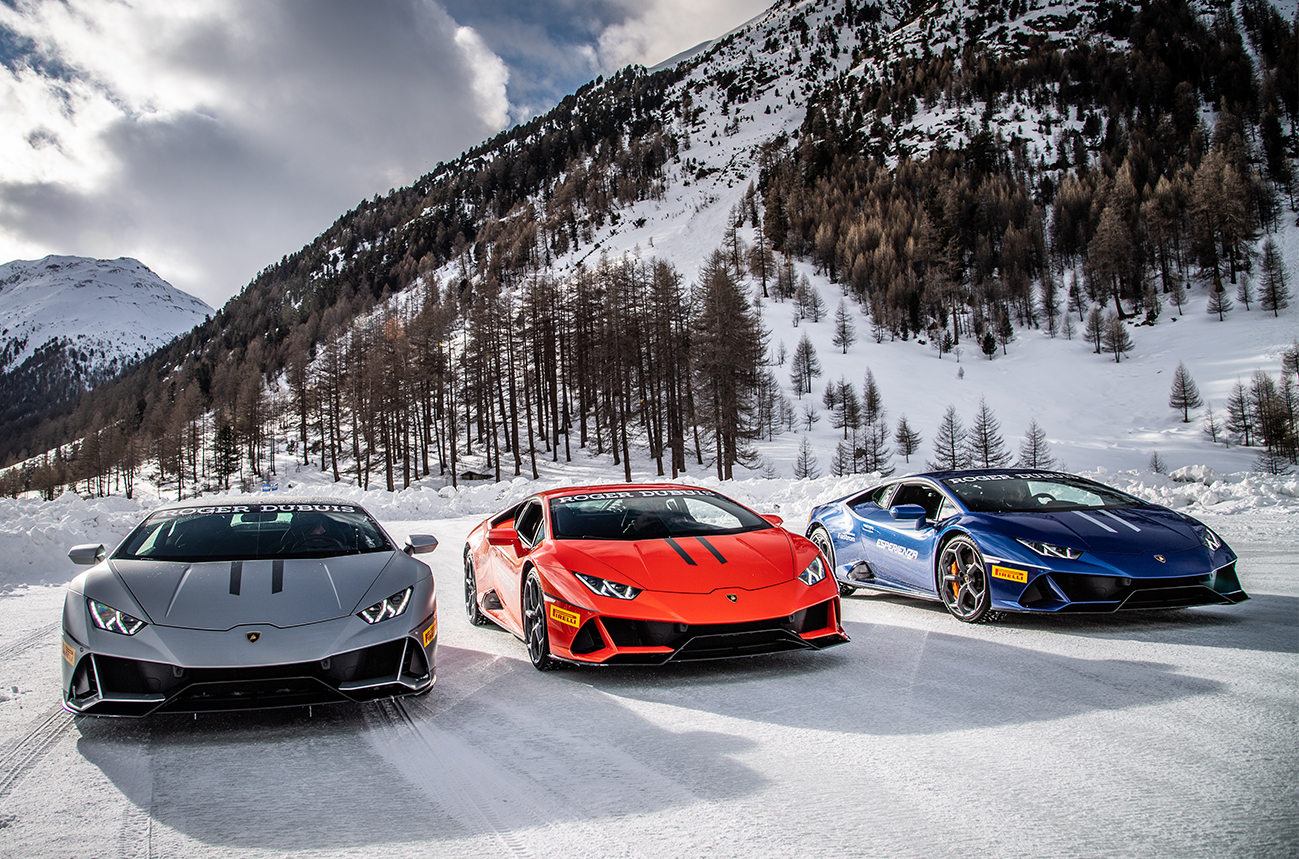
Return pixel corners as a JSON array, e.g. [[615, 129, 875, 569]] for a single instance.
[[370, 698, 636, 858], [116, 724, 154, 859], [369, 698, 536, 858], [0, 704, 72, 804], [0, 622, 59, 663]]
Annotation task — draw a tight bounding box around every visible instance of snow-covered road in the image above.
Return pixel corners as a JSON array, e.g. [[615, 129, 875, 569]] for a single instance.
[[0, 514, 1293, 859]]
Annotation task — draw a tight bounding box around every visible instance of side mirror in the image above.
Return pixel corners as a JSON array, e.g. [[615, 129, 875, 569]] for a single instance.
[[889, 504, 928, 529], [762, 514, 784, 527], [404, 534, 439, 556], [487, 526, 519, 548], [69, 544, 106, 565]]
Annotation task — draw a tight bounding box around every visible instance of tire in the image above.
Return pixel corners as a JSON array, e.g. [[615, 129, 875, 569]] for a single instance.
[[521, 570, 559, 670], [937, 535, 997, 623], [809, 525, 855, 597], [464, 551, 490, 626]]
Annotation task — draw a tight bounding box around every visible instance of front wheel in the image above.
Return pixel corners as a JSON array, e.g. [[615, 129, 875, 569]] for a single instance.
[[521, 571, 559, 670], [937, 535, 996, 623], [464, 552, 490, 626], [809, 525, 854, 596]]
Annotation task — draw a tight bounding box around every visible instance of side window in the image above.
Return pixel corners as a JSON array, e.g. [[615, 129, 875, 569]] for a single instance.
[[516, 501, 544, 547], [850, 484, 894, 517], [936, 496, 960, 522], [890, 483, 945, 521]]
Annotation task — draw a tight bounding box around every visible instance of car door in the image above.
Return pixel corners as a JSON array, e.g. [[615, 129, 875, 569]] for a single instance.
[[497, 498, 545, 629], [870, 481, 951, 592]]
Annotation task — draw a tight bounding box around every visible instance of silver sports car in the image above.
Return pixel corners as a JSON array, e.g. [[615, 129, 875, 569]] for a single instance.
[[61, 498, 439, 717]]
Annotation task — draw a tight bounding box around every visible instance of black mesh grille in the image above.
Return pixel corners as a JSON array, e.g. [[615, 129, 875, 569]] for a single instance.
[[72, 637, 431, 716]]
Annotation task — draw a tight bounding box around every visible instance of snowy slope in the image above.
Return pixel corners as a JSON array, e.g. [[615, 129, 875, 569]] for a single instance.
[[0, 255, 212, 377]]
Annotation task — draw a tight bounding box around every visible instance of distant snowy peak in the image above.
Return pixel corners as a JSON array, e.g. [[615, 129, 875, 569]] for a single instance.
[[0, 255, 211, 377]]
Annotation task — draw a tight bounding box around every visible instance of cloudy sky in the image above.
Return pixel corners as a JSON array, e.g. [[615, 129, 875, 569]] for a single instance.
[[0, 0, 770, 309]]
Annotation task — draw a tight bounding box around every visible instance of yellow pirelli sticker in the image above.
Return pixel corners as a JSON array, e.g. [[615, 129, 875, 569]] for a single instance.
[[62, 641, 75, 665], [422, 617, 438, 647], [548, 604, 581, 628], [991, 565, 1029, 584]]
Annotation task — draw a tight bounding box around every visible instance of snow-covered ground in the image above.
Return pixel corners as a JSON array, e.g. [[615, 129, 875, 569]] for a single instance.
[[0, 464, 1294, 858]]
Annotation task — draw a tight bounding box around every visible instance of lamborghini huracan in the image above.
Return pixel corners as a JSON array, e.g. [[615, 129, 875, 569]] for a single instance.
[[463, 484, 849, 668], [61, 498, 439, 716], [806, 469, 1247, 623]]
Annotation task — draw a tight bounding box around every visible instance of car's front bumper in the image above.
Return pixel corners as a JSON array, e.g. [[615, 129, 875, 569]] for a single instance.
[[541, 583, 849, 666], [61, 613, 438, 717]]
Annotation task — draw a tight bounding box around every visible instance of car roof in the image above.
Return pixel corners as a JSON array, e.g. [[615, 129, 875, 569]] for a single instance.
[[146, 496, 371, 514], [538, 483, 724, 501]]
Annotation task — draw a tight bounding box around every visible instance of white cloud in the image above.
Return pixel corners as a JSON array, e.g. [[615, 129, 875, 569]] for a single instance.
[[0, 0, 513, 307], [596, 0, 771, 70]]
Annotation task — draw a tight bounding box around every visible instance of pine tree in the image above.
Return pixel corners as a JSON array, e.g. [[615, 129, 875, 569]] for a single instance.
[[894, 415, 922, 463], [1167, 279, 1188, 315], [1203, 402, 1223, 444], [793, 436, 821, 479], [1207, 282, 1233, 320], [1236, 275, 1254, 311], [1016, 420, 1058, 468], [862, 368, 885, 427], [927, 405, 967, 470], [830, 440, 854, 477], [858, 418, 893, 475], [789, 332, 822, 396], [830, 377, 861, 439], [1259, 239, 1291, 317], [1225, 379, 1253, 446], [1102, 311, 1134, 362], [964, 397, 1011, 468], [1168, 361, 1204, 422], [1149, 451, 1168, 474], [832, 299, 856, 353], [1084, 306, 1105, 353]]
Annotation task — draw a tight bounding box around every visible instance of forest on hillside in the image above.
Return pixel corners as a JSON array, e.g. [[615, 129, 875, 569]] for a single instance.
[[1, 0, 1296, 499]]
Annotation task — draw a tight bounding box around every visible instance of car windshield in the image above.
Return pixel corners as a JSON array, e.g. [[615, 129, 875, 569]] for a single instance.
[[113, 503, 393, 561], [549, 489, 771, 540], [941, 473, 1141, 513]]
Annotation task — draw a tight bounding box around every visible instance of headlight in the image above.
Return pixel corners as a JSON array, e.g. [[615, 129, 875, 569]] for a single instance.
[[88, 599, 147, 635], [798, 555, 828, 586], [1201, 527, 1223, 552], [574, 573, 641, 600], [1016, 539, 1084, 560], [358, 587, 413, 623]]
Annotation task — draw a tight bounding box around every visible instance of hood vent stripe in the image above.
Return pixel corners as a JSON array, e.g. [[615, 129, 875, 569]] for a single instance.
[[166, 565, 193, 617], [1073, 511, 1117, 533], [272, 559, 285, 594], [695, 537, 728, 564], [229, 560, 243, 595], [1101, 510, 1142, 532], [664, 537, 698, 565]]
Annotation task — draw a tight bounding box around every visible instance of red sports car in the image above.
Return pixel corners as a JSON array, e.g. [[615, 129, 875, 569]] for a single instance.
[[463, 484, 849, 669]]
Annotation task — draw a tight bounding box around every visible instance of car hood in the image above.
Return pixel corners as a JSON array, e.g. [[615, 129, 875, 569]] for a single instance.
[[552, 528, 796, 594], [111, 553, 396, 630], [976, 506, 1202, 555]]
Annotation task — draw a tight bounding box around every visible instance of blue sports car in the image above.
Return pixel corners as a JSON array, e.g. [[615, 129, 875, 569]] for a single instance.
[[806, 469, 1247, 623]]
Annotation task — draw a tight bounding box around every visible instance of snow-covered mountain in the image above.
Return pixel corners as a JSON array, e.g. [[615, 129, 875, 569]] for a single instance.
[[0, 255, 211, 424]]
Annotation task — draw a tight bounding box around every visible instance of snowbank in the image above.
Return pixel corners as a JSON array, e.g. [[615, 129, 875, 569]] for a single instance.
[[3, 467, 1294, 592]]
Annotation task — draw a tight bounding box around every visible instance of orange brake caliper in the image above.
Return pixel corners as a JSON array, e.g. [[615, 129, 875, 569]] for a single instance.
[[950, 560, 960, 599]]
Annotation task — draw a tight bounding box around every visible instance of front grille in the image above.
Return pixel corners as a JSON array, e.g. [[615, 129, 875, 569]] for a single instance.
[[68, 637, 432, 717], [1016, 568, 1248, 613], [597, 599, 845, 664]]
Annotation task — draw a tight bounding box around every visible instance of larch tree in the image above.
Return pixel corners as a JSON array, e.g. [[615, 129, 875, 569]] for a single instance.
[[964, 397, 1012, 468], [789, 332, 822, 397], [832, 299, 856, 353], [793, 436, 821, 479], [1102, 311, 1135, 362], [1016, 419, 1057, 468], [894, 414, 922, 463], [927, 405, 967, 471], [1168, 361, 1204, 422], [1259, 239, 1291, 317]]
